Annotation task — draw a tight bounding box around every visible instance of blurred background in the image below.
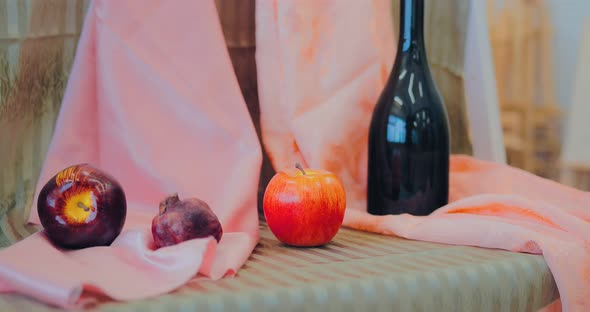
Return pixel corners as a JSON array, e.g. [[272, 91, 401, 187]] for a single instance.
[[486, 0, 590, 189], [1, 0, 590, 235]]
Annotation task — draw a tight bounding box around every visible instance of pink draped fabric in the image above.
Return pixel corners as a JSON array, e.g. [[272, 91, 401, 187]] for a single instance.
[[0, 0, 588, 311], [0, 0, 261, 309], [255, 1, 590, 311]]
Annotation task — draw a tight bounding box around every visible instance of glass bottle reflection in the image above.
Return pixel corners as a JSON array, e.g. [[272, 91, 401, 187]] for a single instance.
[[367, 0, 450, 216]]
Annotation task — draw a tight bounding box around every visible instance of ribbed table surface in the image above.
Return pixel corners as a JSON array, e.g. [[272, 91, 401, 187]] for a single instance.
[[0, 221, 558, 311]]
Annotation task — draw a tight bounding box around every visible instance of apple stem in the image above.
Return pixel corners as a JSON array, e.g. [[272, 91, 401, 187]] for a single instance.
[[77, 201, 90, 212], [295, 163, 306, 175]]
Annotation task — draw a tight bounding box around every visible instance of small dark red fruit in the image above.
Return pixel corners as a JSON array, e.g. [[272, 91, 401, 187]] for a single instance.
[[37, 164, 127, 249], [151, 193, 223, 248]]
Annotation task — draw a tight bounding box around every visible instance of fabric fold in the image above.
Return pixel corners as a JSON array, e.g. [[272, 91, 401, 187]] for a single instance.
[[255, 0, 396, 212], [0, 0, 261, 309], [255, 2, 590, 312]]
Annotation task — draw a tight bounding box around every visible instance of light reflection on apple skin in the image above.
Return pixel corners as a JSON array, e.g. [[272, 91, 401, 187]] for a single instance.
[[37, 164, 127, 249], [276, 192, 302, 205], [262, 166, 346, 247], [55, 216, 67, 225], [85, 192, 99, 223], [59, 181, 73, 193]]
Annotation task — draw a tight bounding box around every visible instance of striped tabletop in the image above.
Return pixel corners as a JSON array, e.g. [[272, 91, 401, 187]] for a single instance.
[[0, 220, 558, 311]]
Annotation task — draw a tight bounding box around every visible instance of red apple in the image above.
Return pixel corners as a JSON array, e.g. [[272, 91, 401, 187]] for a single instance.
[[263, 163, 346, 247], [37, 164, 127, 249]]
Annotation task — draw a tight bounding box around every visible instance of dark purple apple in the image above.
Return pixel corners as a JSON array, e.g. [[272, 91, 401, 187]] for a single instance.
[[151, 193, 222, 248], [37, 164, 127, 249]]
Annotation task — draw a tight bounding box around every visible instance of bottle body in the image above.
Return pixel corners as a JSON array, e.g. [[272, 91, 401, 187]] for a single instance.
[[367, 0, 450, 216]]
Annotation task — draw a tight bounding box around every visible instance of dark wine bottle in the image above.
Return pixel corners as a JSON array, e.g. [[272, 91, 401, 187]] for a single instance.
[[367, 0, 450, 216]]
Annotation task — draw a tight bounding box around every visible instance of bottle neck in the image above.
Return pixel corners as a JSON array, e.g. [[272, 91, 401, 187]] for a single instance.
[[397, 0, 425, 55]]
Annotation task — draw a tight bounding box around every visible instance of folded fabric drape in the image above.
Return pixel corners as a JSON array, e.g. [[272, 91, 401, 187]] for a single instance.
[[0, 0, 261, 308], [0, 1, 588, 311], [255, 1, 589, 311]]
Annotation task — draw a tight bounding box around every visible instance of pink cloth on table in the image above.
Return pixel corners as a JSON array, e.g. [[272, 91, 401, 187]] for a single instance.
[[255, 1, 590, 312], [0, 0, 261, 309]]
